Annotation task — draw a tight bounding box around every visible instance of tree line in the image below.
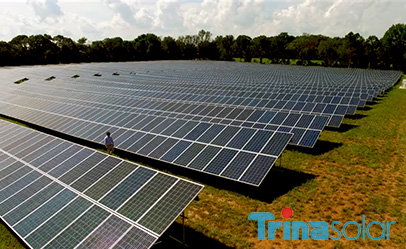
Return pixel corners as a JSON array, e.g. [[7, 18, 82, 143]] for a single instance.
[[0, 24, 405, 72]]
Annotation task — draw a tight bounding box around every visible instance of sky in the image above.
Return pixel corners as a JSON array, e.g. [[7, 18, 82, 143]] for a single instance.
[[0, 0, 405, 42]]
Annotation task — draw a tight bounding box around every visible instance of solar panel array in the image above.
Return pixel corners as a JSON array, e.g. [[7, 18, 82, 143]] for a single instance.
[[0, 119, 203, 249], [0, 61, 401, 186]]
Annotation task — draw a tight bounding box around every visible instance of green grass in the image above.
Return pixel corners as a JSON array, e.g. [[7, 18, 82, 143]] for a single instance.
[[0, 222, 25, 249]]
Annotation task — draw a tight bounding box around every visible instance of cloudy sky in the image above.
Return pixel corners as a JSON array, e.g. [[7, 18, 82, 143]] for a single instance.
[[0, 0, 405, 42]]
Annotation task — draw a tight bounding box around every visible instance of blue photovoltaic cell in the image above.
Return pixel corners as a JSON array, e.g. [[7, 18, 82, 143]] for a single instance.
[[137, 136, 167, 155], [310, 116, 328, 130], [43, 205, 110, 249], [58, 153, 107, 185], [48, 149, 94, 178], [327, 115, 344, 127], [188, 146, 221, 170], [148, 138, 178, 158], [299, 130, 320, 147], [138, 181, 202, 234], [24, 197, 92, 248], [0, 167, 33, 196], [0, 171, 41, 201], [226, 129, 256, 149], [290, 128, 306, 144], [236, 109, 254, 120], [277, 126, 292, 133], [220, 152, 256, 180], [12, 189, 77, 237], [313, 103, 326, 113], [197, 124, 225, 143], [0, 161, 26, 179], [70, 156, 121, 192], [211, 126, 240, 146], [116, 131, 143, 149], [100, 167, 156, 210], [3, 182, 64, 226], [247, 110, 265, 122], [161, 120, 186, 136], [75, 215, 131, 249], [161, 141, 191, 162], [29, 142, 71, 168], [261, 133, 292, 156], [324, 104, 336, 114], [117, 174, 177, 221], [38, 145, 82, 173], [239, 155, 277, 185], [184, 123, 211, 140], [269, 112, 288, 125], [112, 227, 156, 249], [127, 134, 156, 152], [243, 130, 273, 152], [203, 149, 238, 175], [174, 143, 206, 166], [173, 122, 199, 138], [282, 113, 301, 126], [0, 176, 52, 216]]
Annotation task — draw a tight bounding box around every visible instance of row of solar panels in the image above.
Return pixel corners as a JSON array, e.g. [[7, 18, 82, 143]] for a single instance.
[[0, 62, 400, 188], [0, 98, 292, 186], [0, 119, 203, 249], [9, 77, 354, 127], [3, 63, 396, 116], [46, 62, 398, 96], [2, 87, 327, 147]]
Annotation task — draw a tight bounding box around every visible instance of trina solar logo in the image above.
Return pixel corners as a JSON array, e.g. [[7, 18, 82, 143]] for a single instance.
[[249, 208, 396, 240]]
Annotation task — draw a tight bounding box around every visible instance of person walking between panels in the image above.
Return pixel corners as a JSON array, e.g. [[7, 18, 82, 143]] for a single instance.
[[104, 132, 114, 155]]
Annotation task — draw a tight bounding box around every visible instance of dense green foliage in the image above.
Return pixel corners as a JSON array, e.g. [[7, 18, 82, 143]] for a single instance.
[[1, 24, 406, 71]]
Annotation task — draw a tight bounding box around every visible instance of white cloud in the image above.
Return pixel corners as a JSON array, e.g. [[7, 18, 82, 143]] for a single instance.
[[0, 0, 405, 41], [28, 0, 63, 21]]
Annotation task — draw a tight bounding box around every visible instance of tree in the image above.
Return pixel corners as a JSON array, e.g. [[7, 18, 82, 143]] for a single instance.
[[215, 35, 234, 61], [364, 35, 383, 69], [177, 35, 197, 59], [286, 34, 322, 65], [318, 37, 341, 67], [382, 23, 406, 71], [269, 32, 294, 64], [252, 35, 270, 63], [234, 35, 252, 62], [53, 35, 80, 63], [0, 41, 15, 65], [161, 36, 181, 60], [133, 34, 162, 60], [339, 32, 365, 68]]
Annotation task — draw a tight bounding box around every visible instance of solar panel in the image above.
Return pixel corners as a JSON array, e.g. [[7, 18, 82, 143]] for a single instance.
[[0, 61, 400, 187], [0, 119, 203, 249], [0, 99, 292, 185]]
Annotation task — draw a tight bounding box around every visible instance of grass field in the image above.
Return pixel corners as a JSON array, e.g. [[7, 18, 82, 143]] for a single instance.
[[1, 75, 405, 248]]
